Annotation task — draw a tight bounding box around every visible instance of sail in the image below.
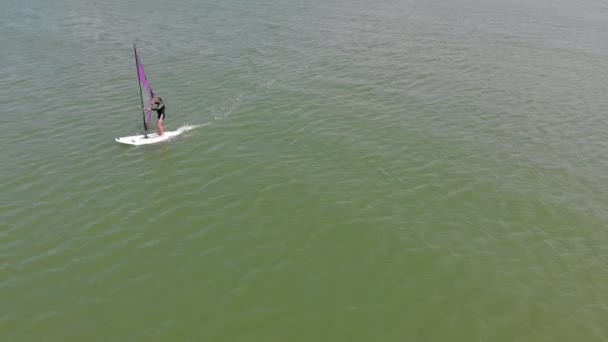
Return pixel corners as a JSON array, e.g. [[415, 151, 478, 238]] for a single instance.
[[134, 45, 154, 132]]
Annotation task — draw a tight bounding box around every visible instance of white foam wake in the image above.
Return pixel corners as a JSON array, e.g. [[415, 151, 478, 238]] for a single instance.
[[175, 123, 210, 133]]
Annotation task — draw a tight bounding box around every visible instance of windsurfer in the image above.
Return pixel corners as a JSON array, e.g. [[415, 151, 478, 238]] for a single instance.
[[147, 97, 165, 136]]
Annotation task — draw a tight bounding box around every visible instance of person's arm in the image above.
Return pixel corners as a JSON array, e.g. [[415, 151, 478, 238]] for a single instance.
[[143, 103, 158, 111]]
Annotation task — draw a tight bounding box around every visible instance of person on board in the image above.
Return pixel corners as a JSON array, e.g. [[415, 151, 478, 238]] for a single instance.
[[147, 97, 165, 136]]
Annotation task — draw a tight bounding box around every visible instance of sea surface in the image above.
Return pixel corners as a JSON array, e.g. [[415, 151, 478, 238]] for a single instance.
[[3, 0, 608, 340]]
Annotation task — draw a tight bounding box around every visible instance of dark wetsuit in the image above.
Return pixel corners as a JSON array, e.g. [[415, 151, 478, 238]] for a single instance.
[[152, 102, 165, 120]]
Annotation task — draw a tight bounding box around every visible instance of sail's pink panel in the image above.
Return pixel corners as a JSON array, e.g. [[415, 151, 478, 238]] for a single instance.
[[136, 51, 155, 127]]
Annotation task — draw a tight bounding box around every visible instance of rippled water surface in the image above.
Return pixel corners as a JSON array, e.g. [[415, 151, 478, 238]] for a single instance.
[[3, 0, 608, 340]]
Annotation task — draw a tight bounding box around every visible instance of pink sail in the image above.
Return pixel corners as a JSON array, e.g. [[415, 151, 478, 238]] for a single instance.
[[134, 45, 155, 132]]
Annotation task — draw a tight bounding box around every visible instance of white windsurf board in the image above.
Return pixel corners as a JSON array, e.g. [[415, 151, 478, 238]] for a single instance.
[[115, 130, 182, 146]]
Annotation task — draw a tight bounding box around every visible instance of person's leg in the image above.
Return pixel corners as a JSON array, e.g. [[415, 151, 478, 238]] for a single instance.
[[157, 112, 165, 136], [157, 118, 164, 136], [156, 113, 165, 136]]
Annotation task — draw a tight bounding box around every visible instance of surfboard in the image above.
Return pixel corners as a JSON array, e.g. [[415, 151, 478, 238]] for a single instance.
[[115, 130, 183, 146]]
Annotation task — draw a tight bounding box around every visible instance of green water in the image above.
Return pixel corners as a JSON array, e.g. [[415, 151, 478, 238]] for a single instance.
[[3, 0, 608, 340]]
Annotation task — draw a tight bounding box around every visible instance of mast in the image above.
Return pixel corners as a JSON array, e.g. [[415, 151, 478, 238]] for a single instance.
[[134, 44, 148, 135]]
